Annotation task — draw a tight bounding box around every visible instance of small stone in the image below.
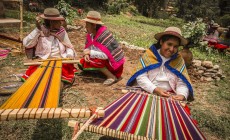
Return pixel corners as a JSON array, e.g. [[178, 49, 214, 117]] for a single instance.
[[205, 69, 218, 73], [203, 72, 215, 77], [213, 65, 220, 70], [202, 61, 213, 69], [200, 76, 204, 81], [203, 77, 213, 82], [197, 66, 206, 70], [221, 75, 226, 79], [192, 60, 202, 67], [197, 70, 204, 74]]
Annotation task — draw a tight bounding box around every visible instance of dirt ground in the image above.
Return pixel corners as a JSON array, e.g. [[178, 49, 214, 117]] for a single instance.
[[0, 20, 222, 140]]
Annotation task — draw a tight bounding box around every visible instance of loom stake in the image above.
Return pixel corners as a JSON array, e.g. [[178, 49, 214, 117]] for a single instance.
[[71, 107, 104, 140]]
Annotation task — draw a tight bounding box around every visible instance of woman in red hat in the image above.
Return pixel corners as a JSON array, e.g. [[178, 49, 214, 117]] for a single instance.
[[22, 8, 77, 86], [78, 11, 125, 86]]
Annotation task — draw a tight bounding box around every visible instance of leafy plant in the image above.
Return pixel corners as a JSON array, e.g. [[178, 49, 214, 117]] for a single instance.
[[182, 18, 207, 48], [54, 0, 77, 25]]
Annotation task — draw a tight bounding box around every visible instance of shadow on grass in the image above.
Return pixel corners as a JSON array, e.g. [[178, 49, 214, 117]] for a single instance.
[[31, 90, 72, 140], [32, 119, 63, 140]]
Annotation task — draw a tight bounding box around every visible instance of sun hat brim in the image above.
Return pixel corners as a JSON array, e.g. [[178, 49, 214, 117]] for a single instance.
[[82, 18, 104, 25], [40, 14, 65, 20], [154, 31, 188, 46]]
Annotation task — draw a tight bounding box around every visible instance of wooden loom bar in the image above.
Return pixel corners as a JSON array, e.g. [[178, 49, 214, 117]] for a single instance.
[[24, 60, 80, 66], [0, 108, 105, 121], [68, 121, 151, 140], [71, 107, 103, 140]]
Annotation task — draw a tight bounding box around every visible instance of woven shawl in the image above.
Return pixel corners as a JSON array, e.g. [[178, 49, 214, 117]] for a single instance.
[[85, 26, 125, 70]]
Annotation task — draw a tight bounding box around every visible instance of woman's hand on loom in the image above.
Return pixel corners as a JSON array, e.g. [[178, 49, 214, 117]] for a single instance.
[[153, 87, 170, 97], [84, 54, 90, 62], [36, 15, 42, 30], [171, 95, 185, 101]]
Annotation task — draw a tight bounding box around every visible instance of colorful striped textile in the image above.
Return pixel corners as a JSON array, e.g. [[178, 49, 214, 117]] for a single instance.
[[85, 90, 205, 140], [0, 60, 62, 109], [0, 48, 10, 60]]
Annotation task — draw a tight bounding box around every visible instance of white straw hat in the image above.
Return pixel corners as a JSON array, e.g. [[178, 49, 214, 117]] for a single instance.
[[154, 27, 188, 46]]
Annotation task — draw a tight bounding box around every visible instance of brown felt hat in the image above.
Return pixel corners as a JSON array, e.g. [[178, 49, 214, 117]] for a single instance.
[[211, 23, 220, 28], [40, 8, 65, 21], [82, 11, 104, 25], [154, 27, 188, 46]]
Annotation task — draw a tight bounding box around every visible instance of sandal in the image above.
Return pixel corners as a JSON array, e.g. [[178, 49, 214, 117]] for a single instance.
[[103, 78, 117, 86]]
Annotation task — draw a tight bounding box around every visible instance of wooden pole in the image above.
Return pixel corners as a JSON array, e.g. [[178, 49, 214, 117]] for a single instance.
[[24, 60, 80, 66], [0, 108, 105, 121], [71, 107, 104, 140], [19, 0, 23, 52]]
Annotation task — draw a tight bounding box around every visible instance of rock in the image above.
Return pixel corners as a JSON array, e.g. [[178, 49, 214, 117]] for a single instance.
[[203, 77, 213, 82], [200, 76, 204, 81], [221, 75, 226, 79], [203, 72, 215, 77], [197, 66, 206, 70], [216, 69, 223, 77], [67, 25, 82, 31], [213, 77, 221, 81], [213, 65, 220, 70], [202, 61, 213, 69], [192, 60, 202, 67], [197, 70, 205, 74], [205, 69, 218, 73]]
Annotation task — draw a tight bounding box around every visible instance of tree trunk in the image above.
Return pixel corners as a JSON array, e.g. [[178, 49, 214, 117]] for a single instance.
[[179, 47, 193, 67], [0, 1, 5, 18]]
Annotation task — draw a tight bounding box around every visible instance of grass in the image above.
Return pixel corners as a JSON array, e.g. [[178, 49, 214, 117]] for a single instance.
[[190, 47, 230, 139]]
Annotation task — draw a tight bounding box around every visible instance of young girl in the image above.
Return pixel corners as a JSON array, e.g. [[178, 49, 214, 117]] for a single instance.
[[127, 27, 193, 101], [22, 8, 77, 86]]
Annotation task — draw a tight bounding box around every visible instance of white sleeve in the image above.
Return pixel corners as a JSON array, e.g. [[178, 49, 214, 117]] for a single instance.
[[136, 72, 157, 94], [90, 50, 108, 59], [23, 28, 41, 48], [176, 78, 189, 99], [63, 31, 75, 57]]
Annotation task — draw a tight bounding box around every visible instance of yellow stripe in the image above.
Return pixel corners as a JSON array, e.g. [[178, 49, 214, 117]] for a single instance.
[[45, 61, 62, 108], [0, 61, 49, 109], [28, 61, 55, 108]]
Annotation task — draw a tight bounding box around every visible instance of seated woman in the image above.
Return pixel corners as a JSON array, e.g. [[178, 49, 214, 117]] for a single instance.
[[78, 11, 125, 86], [127, 27, 193, 102], [22, 8, 77, 86], [203, 23, 220, 46], [216, 26, 230, 49]]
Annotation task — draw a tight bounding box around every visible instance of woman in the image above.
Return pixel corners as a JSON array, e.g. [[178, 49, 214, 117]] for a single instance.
[[127, 27, 194, 101], [79, 11, 125, 86], [216, 26, 230, 50], [22, 8, 77, 85]]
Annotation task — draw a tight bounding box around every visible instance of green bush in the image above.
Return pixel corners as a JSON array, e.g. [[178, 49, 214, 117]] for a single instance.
[[182, 18, 207, 48], [218, 14, 230, 27], [55, 0, 77, 25]]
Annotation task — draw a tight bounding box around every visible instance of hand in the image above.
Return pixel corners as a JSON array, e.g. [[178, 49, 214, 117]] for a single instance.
[[171, 95, 185, 101], [84, 54, 90, 62], [36, 15, 42, 30], [83, 49, 90, 55], [153, 87, 170, 97]]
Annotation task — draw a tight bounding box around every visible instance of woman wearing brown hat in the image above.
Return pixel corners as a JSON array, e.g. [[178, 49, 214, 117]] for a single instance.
[[78, 11, 125, 86], [127, 27, 194, 102], [216, 26, 230, 49], [22, 8, 77, 85]]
